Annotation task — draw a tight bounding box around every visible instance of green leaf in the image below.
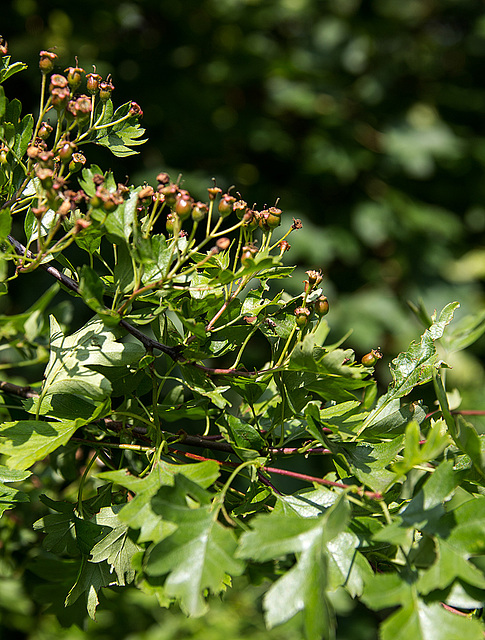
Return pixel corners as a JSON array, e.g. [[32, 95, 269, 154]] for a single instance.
[[399, 460, 458, 531], [79, 264, 108, 316], [104, 190, 138, 241], [417, 537, 485, 594], [393, 420, 451, 476], [94, 103, 147, 157], [65, 557, 114, 620], [14, 113, 34, 157], [0, 419, 84, 470], [30, 315, 145, 416], [144, 476, 244, 616], [237, 493, 350, 562], [380, 599, 483, 640], [263, 541, 334, 640], [361, 572, 412, 611], [89, 506, 142, 585], [342, 437, 405, 493], [218, 413, 266, 460], [360, 302, 459, 434], [99, 460, 220, 544], [0, 465, 30, 516], [0, 57, 28, 83]]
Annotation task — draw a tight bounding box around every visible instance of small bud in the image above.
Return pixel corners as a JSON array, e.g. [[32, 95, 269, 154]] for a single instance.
[[92, 174, 105, 186], [74, 218, 92, 234], [56, 199, 72, 218], [241, 243, 258, 267], [138, 185, 154, 204], [49, 74, 69, 91], [27, 145, 40, 160], [39, 50, 57, 74], [306, 270, 323, 287], [67, 95, 92, 122], [292, 218, 303, 230], [266, 206, 282, 229], [166, 212, 175, 234], [35, 167, 54, 189], [32, 205, 47, 220], [50, 86, 70, 110], [159, 183, 178, 206], [243, 209, 259, 230], [233, 199, 247, 220]]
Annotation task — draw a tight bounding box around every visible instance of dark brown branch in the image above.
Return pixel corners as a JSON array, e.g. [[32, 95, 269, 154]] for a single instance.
[[0, 381, 39, 399], [6, 233, 261, 377]]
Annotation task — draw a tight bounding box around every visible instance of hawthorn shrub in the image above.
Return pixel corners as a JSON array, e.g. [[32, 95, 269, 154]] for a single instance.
[[1, 41, 485, 640]]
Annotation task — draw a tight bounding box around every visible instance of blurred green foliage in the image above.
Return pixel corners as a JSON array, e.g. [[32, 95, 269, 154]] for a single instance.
[[1, 0, 485, 636]]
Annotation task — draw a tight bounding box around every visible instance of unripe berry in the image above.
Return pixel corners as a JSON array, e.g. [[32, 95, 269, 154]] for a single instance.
[[314, 296, 329, 317], [174, 191, 194, 220], [192, 201, 208, 222], [58, 141, 77, 164], [138, 185, 154, 205], [39, 50, 57, 75], [65, 63, 84, 91], [233, 199, 248, 220], [294, 306, 311, 328], [69, 152, 86, 173], [86, 72, 102, 94], [159, 183, 178, 206], [166, 213, 175, 234], [156, 172, 170, 185], [243, 209, 259, 230], [99, 78, 114, 102], [361, 349, 383, 367], [216, 237, 231, 250], [218, 193, 236, 218], [38, 122, 53, 140], [265, 206, 282, 229], [241, 244, 258, 267]]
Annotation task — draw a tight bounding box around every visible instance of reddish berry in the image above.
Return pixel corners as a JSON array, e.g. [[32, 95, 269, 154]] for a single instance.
[[174, 191, 194, 220]]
